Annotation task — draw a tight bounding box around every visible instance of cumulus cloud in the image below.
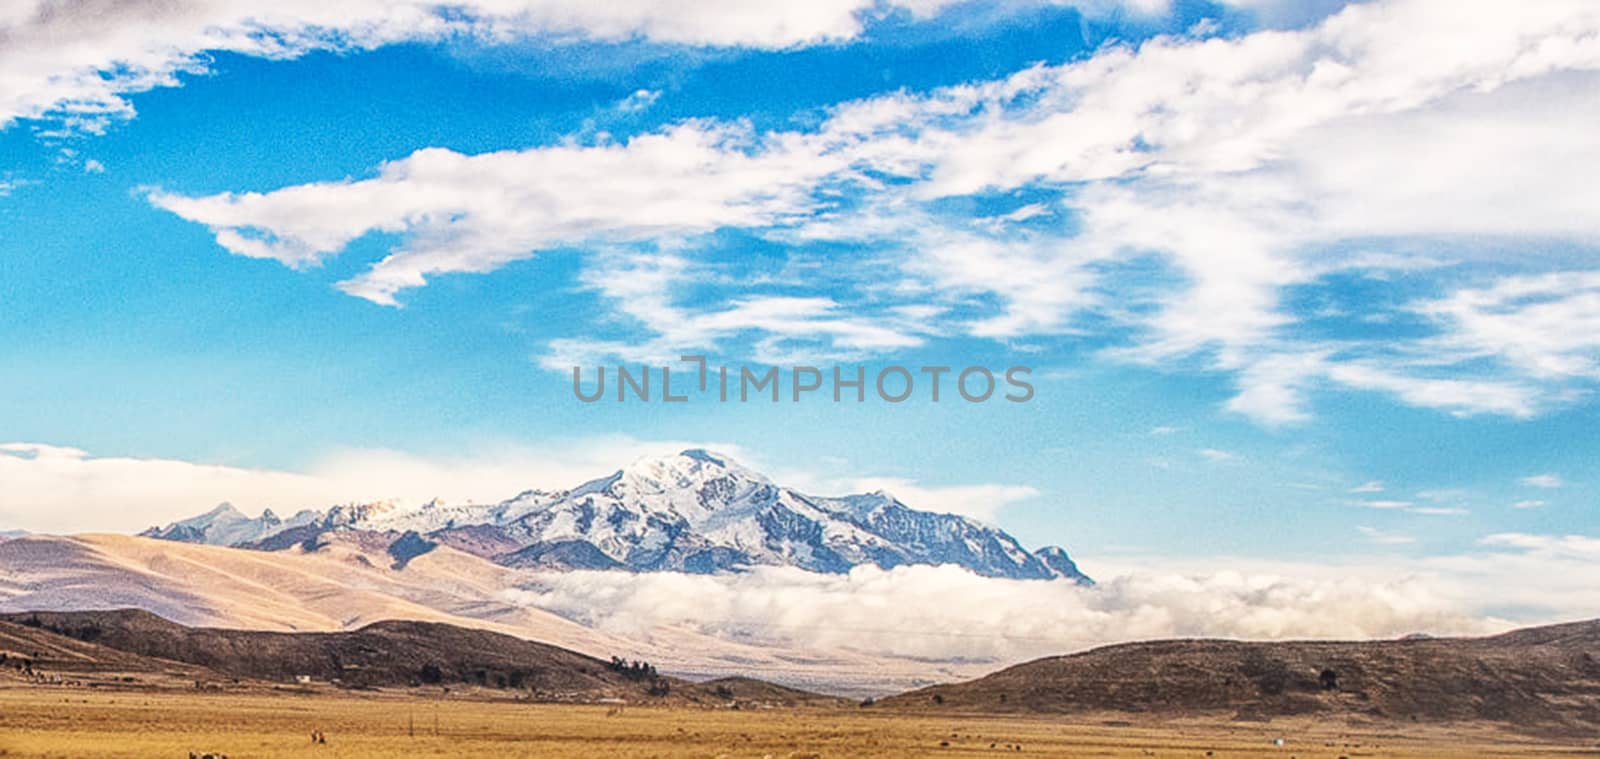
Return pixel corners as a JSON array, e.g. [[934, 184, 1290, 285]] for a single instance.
[[491, 536, 1600, 667], [149, 124, 847, 304], [506, 533, 1600, 664], [504, 562, 1493, 664], [146, 0, 1600, 425]]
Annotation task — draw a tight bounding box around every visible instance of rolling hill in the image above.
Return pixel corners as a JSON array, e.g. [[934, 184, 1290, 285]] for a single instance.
[[1, 616, 224, 688], [882, 620, 1600, 734], [0, 609, 840, 706]]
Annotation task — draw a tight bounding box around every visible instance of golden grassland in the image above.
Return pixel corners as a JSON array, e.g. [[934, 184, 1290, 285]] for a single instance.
[[0, 687, 1595, 758]]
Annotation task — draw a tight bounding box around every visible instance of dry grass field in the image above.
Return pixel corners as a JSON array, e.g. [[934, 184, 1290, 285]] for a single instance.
[[1, 687, 1596, 759]]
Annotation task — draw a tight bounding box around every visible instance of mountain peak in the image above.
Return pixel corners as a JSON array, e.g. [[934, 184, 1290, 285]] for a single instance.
[[143, 450, 1091, 584], [619, 449, 770, 487], [679, 448, 724, 465], [204, 502, 244, 518], [1034, 545, 1092, 586]]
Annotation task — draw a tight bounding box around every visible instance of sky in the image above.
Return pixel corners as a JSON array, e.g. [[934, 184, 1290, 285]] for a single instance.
[[1, 0, 1598, 619]]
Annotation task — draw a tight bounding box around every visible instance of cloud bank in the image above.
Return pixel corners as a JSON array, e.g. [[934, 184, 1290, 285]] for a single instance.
[[504, 561, 1504, 665], [500, 532, 1600, 666]]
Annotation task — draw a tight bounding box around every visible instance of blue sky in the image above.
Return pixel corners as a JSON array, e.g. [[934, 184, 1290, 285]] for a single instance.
[[1, 0, 1597, 575]]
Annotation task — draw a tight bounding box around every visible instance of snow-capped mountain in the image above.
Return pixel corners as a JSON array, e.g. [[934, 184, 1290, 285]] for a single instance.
[[142, 449, 1092, 584], [140, 502, 318, 546]]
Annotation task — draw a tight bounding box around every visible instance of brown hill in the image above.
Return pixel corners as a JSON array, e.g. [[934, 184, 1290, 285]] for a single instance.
[[0, 609, 838, 706], [694, 676, 846, 707], [882, 619, 1600, 734], [0, 617, 228, 688]]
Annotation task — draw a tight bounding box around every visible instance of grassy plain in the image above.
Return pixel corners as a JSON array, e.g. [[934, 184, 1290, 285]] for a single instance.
[[0, 687, 1593, 758]]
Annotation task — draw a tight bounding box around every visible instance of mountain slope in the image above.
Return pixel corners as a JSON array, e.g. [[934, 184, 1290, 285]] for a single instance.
[[882, 620, 1600, 733], [143, 449, 1091, 583], [139, 502, 317, 546], [0, 533, 992, 695], [4, 608, 640, 694], [0, 609, 843, 705], [0, 616, 225, 687]]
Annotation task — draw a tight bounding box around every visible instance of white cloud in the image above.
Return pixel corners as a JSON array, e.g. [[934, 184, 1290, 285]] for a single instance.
[[1479, 532, 1600, 556], [874, 0, 1600, 421], [616, 88, 661, 113], [505, 561, 1491, 664], [1098, 532, 1600, 627], [1352, 499, 1412, 509], [1349, 480, 1385, 493], [1521, 473, 1564, 489], [1357, 525, 1415, 545], [1198, 448, 1237, 463], [1221, 350, 1324, 425], [1409, 506, 1468, 517], [539, 251, 926, 367], [150, 124, 847, 305], [0, 0, 882, 135], [1323, 362, 1540, 418], [0, 0, 1171, 137], [1349, 497, 1470, 516], [504, 529, 1600, 664], [1513, 499, 1546, 510], [0, 176, 29, 196], [1415, 272, 1600, 381], [145, 0, 1600, 424]]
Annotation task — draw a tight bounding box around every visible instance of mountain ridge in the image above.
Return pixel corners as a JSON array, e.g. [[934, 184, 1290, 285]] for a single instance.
[[142, 449, 1091, 584]]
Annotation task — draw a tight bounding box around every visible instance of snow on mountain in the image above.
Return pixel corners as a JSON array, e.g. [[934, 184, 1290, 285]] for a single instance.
[[141, 449, 1092, 584], [139, 502, 317, 546], [1033, 545, 1094, 587]]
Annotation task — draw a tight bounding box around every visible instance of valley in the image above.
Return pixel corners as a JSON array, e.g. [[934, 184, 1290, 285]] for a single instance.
[[0, 689, 1590, 758]]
